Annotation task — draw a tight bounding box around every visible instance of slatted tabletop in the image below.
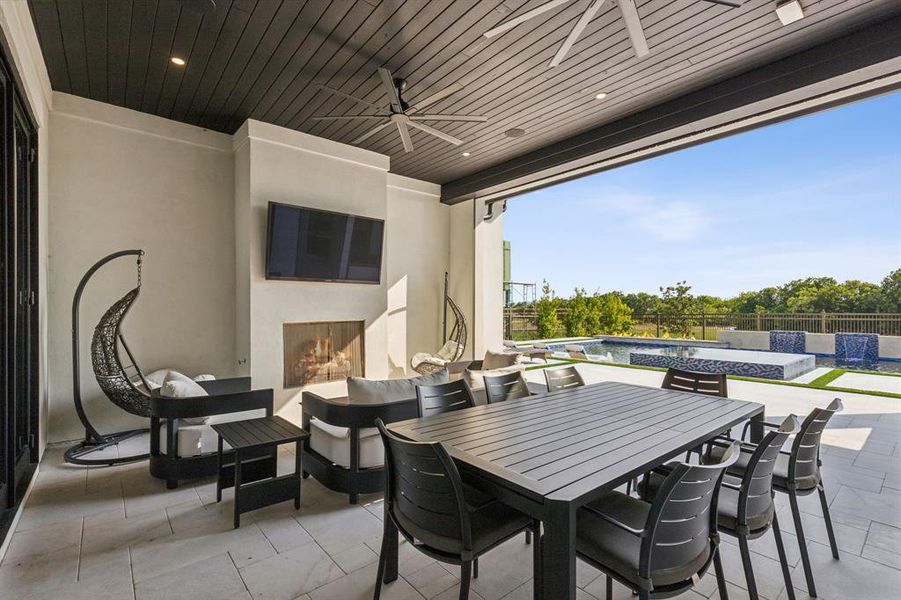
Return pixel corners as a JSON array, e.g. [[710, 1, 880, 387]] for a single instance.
[[212, 416, 308, 451], [388, 381, 764, 503]]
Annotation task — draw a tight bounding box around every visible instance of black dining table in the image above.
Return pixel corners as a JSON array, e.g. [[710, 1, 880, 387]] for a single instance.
[[385, 380, 765, 600]]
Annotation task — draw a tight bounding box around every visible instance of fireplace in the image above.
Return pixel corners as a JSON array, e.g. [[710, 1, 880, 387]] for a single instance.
[[283, 321, 365, 387]]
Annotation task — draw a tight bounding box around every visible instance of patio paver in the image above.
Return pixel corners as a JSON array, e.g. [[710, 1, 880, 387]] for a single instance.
[[1, 364, 898, 600]]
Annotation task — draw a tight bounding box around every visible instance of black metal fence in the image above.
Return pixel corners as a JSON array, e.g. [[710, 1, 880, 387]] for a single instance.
[[503, 309, 901, 341]]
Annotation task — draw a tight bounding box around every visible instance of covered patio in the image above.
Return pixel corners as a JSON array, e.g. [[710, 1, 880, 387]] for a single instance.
[[3, 365, 899, 600], [0, 1, 899, 600]]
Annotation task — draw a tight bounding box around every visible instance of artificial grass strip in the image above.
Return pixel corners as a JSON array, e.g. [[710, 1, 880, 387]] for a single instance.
[[808, 369, 847, 388]]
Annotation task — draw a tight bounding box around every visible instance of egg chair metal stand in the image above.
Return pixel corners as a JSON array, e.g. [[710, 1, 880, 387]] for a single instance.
[[64, 249, 152, 466]]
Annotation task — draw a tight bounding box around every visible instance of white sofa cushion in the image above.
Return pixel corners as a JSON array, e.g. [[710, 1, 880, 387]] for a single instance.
[[309, 370, 449, 469], [309, 420, 384, 469], [158, 409, 267, 457]]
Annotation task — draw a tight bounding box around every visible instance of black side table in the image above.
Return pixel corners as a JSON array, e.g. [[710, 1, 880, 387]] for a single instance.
[[212, 416, 310, 528]]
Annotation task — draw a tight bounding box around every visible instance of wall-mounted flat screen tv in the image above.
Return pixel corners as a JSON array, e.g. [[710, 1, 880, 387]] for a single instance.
[[265, 202, 384, 284]]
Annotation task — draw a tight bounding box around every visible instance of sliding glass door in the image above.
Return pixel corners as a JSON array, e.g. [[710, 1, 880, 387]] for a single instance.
[[0, 35, 39, 539]]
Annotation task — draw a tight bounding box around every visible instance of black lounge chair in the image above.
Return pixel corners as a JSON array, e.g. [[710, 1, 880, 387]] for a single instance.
[[576, 442, 740, 600], [372, 419, 540, 600]]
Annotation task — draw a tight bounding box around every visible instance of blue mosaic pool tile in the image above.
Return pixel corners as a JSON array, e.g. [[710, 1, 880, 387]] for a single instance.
[[835, 333, 879, 363], [770, 330, 806, 354]]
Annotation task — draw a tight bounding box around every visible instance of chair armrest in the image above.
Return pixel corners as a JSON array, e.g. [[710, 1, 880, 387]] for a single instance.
[[151, 388, 273, 419], [709, 438, 757, 455], [196, 377, 251, 395], [583, 504, 645, 536], [741, 420, 782, 441], [301, 391, 419, 428]]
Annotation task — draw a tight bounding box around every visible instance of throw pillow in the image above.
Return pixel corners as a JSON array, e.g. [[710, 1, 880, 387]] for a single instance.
[[347, 369, 449, 405], [482, 349, 521, 370], [160, 371, 209, 425]]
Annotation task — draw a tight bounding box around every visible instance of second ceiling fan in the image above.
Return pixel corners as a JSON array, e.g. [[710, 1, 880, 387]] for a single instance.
[[311, 67, 488, 153], [483, 0, 743, 68]]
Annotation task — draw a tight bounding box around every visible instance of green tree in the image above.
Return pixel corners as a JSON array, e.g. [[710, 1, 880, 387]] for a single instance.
[[563, 288, 591, 336], [535, 280, 563, 339], [622, 292, 662, 316], [595, 293, 634, 334], [660, 281, 696, 337], [880, 269, 901, 312]]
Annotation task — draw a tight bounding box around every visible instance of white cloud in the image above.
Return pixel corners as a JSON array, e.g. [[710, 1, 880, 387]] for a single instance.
[[577, 190, 715, 241]]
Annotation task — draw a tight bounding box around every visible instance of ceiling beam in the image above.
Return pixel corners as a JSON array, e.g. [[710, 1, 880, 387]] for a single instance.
[[440, 14, 901, 204]]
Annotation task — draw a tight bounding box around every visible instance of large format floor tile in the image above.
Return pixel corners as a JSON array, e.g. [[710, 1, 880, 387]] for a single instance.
[[2, 370, 899, 600]]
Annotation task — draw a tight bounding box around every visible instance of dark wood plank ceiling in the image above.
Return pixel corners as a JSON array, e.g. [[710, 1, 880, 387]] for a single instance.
[[28, 0, 899, 188]]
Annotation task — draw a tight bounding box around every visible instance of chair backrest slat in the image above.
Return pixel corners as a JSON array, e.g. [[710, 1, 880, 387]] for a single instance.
[[641, 443, 740, 580], [789, 399, 843, 483], [544, 366, 585, 392], [484, 371, 531, 404], [662, 368, 728, 397], [416, 380, 476, 418], [738, 415, 799, 528], [376, 419, 471, 551]]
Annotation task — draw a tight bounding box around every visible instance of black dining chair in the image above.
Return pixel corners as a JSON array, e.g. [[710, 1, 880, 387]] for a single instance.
[[576, 442, 740, 600], [661, 367, 728, 397], [484, 371, 532, 404], [372, 419, 540, 600], [415, 377, 533, 545], [416, 379, 476, 417], [661, 368, 730, 462], [544, 365, 585, 392], [712, 398, 844, 598], [640, 415, 801, 600]]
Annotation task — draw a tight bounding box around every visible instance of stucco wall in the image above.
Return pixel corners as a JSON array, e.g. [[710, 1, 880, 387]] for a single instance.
[[233, 121, 449, 421], [386, 174, 448, 378], [47, 94, 237, 443]]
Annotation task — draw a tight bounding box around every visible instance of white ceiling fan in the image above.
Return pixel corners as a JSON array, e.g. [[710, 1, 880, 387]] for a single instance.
[[483, 0, 743, 68], [310, 67, 488, 153]]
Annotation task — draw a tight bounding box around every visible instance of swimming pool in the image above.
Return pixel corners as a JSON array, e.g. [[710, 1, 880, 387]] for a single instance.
[[545, 339, 901, 374]]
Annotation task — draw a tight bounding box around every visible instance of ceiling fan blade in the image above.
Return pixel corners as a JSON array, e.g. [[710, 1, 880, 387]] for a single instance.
[[483, 0, 576, 38], [618, 0, 649, 57], [395, 121, 414, 152], [317, 85, 382, 110], [353, 122, 392, 144], [410, 115, 488, 122], [407, 121, 463, 146], [378, 67, 404, 113], [409, 82, 463, 112], [550, 0, 607, 68], [310, 115, 387, 121]]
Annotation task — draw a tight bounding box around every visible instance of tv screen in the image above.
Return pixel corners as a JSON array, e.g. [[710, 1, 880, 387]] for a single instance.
[[265, 202, 384, 283]]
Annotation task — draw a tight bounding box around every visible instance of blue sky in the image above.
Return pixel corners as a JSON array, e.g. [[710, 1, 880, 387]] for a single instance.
[[504, 91, 901, 299]]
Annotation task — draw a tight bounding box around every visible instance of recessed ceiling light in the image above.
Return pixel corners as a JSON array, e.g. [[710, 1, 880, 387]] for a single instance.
[[504, 128, 526, 138], [595, 92, 608, 100], [775, 1, 804, 26], [462, 152, 471, 157], [170, 57, 186, 66]]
